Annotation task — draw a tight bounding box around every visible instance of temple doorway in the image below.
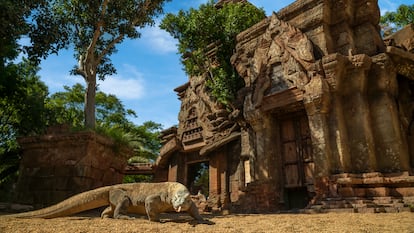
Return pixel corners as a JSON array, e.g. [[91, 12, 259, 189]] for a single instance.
[[279, 111, 314, 209], [187, 161, 209, 197]]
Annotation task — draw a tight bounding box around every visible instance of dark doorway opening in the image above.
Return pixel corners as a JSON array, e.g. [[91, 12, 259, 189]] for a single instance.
[[187, 162, 209, 197], [284, 187, 310, 209]]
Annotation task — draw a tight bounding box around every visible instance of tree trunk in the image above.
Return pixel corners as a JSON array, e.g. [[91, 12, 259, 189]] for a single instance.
[[84, 77, 96, 128]]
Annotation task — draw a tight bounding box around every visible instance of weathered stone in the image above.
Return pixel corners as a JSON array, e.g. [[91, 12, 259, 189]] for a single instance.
[[157, 0, 414, 213], [15, 129, 131, 207]]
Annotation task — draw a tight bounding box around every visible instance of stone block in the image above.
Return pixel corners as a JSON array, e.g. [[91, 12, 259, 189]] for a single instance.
[[366, 187, 389, 197], [353, 188, 366, 197], [393, 187, 414, 197], [338, 187, 354, 197]]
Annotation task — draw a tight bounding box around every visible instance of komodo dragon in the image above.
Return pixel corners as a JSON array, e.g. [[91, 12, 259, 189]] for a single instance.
[[6, 182, 205, 222]]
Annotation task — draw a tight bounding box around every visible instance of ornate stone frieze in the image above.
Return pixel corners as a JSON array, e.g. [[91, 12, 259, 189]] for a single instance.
[[175, 74, 240, 152]]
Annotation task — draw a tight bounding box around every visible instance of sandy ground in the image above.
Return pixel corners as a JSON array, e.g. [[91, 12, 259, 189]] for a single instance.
[[0, 211, 413, 233]]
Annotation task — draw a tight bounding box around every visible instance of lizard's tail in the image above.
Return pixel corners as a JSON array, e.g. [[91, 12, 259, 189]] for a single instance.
[[4, 186, 112, 218]]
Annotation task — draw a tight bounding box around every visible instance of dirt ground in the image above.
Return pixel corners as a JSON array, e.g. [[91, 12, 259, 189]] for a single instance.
[[1, 211, 413, 233]]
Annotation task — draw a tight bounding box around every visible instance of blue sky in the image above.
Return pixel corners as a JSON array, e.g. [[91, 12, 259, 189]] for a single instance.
[[37, 0, 411, 128]]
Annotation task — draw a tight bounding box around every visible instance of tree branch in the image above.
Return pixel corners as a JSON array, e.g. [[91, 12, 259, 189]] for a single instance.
[[83, 0, 111, 78], [96, 34, 124, 66]]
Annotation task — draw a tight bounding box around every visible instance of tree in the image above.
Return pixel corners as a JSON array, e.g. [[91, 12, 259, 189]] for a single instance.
[[380, 4, 414, 36], [46, 83, 137, 128], [46, 83, 162, 161], [0, 0, 47, 97], [160, 0, 265, 107], [0, 0, 51, 196], [28, 0, 170, 128], [0, 59, 49, 191]]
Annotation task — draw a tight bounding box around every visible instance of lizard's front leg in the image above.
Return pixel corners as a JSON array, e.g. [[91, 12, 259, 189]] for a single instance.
[[109, 189, 135, 220], [145, 195, 162, 222], [188, 201, 205, 222]]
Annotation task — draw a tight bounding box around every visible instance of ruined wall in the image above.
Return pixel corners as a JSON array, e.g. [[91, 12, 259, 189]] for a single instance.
[[16, 128, 129, 208], [231, 0, 414, 211], [157, 0, 414, 213]]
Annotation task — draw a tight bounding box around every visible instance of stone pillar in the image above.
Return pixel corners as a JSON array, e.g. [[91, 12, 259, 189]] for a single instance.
[[322, 54, 352, 173], [243, 92, 268, 181], [248, 112, 268, 181], [340, 55, 377, 172], [240, 128, 255, 184], [208, 152, 220, 210], [369, 54, 410, 172], [304, 72, 332, 200], [208, 150, 229, 211]]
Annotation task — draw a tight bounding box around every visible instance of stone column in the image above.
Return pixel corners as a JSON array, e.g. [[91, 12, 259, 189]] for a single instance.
[[248, 112, 269, 181], [243, 93, 269, 181], [240, 128, 254, 184], [340, 55, 377, 172], [304, 72, 332, 200], [369, 54, 410, 172], [208, 152, 221, 210], [322, 54, 352, 173]]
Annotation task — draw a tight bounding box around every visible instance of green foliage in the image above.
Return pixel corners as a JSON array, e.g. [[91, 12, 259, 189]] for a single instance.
[[123, 174, 153, 183], [0, 0, 46, 63], [45, 83, 162, 161], [380, 4, 414, 36], [160, 0, 265, 107], [46, 83, 137, 128], [25, 0, 170, 128], [124, 121, 162, 161], [193, 163, 209, 197], [0, 59, 49, 187], [0, 0, 51, 190]]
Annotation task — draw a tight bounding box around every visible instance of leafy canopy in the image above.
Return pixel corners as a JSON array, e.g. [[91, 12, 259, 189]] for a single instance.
[[27, 0, 170, 128], [46, 83, 137, 128], [160, 0, 265, 107], [380, 4, 414, 36], [0, 59, 49, 190], [46, 83, 162, 161], [28, 0, 170, 76]]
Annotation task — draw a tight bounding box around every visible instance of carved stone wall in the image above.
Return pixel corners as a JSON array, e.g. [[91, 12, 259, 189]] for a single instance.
[[231, 0, 414, 211], [158, 0, 414, 213], [157, 70, 243, 211], [16, 128, 130, 208]]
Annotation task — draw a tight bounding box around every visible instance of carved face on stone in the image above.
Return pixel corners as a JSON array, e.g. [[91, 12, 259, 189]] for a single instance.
[[172, 190, 193, 212]]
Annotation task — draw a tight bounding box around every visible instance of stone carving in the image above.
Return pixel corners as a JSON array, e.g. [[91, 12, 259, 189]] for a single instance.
[[229, 0, 414, 211], [232, 13, 316, 114], [176, 74, 239, 151], [158, 0, 414, 213]]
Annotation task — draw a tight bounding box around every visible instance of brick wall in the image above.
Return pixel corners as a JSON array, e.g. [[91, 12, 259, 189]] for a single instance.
[[15, 130, 130, 208]]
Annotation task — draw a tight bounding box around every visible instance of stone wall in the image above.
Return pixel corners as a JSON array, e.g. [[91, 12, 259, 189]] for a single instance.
[[157, 0, 414, 213], [15, 128, 130, 208], [230, 180, 279, 213], [231, 0, 414, 212]]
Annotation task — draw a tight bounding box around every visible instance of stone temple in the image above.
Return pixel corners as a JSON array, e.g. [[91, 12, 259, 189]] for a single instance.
[[155, 0, 414, 212]]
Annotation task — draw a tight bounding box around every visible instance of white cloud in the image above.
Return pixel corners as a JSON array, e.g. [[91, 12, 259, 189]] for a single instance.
[[139, 24, 178, 54], [97, 64, 145, 100]]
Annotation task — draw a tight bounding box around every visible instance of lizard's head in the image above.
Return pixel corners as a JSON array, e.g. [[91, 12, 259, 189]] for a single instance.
[[172, 190, 193, 213]]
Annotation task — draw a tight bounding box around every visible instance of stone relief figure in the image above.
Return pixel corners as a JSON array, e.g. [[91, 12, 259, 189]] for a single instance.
[[232, 13, 317, 114]]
